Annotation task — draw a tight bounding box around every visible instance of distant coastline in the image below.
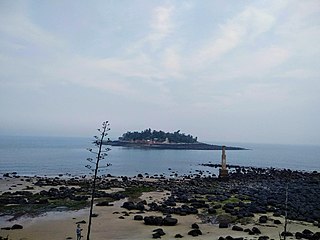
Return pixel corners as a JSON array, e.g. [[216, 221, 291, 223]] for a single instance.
[[103, 140, 246, 150]]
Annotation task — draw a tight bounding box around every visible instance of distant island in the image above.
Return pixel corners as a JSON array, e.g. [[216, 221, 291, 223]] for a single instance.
[[103, 129, 246, 150]]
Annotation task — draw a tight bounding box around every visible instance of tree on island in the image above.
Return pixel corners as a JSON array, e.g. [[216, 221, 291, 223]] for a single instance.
[[119, 128, 198, 143], [85, 121, 111, 240]]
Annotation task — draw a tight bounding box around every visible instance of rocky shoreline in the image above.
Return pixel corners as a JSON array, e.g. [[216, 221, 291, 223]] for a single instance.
[[0, 167, 319, 239]]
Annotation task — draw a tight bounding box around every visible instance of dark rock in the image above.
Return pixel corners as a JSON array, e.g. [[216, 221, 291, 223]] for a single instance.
[[232, 225, 243, 231], [122, 201, 136, 210], [297, 230, 320, 240], [208, 208, 217, 214], [259, 215, 268, 223], [136, 201, 145, 211], [1, 227, 11, 230], [258, 236, 269, 240], [252, 227, 261, 234], [274, 219, 282, 224], [76, 220, 86, 224], [281, 232, 293, 236], [122, 201, 145, 211], [152, 232, 162, 239], [191, 223, 199, 229], [164, 199, 176, 206], [295, 232, 304, 239], [311, 232, 320, 240], [96, 201, 111, 206], [273, 212, 281, 217], [174, 233, 183, 238], [153, 228, 164, 233], [214, 204, 222, 209], [302, 229, 314, 235], [190, 200, 209, 209], [225, 236, 243, 240], [134, 215, 143, 221], [163, 217, 178, 226], [153, 228, 166, 236], [35, 198, 49, 204], [188, 229, 202, 236], [219, 222, 229, 228], [144, 216, 164, 226], [11, 224, 23, 230], [148, 216, 162, 226]]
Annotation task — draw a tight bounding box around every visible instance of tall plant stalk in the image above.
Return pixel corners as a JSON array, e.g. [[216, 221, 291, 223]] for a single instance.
[[86, 121, 111, 240], [280, 183, 289, 240], [283, 183, 289, 240]]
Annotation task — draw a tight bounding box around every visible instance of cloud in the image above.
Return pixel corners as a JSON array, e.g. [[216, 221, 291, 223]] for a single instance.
[[192, 81, 291, 113], [0, 7, 62, 49], [128, 4, 175, 53], [190, 6, 275, 68], [274, 1, 320, 58], [229, 46, 290, 79], [276, 69, 319, 79], [235, 83, 290, 104], [162, 47, 182, 77], [150, 5, 174, 42], [30, 53, 176, 107]]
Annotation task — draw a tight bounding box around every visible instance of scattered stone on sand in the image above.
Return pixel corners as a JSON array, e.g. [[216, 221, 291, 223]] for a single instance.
[[133, 215, 143, 221], [259, 215, 268, 223], [11, 224, 23, 230], [232, 225, 243, 231], [174, 233, 183, 238], [219, 223, 229, 228], [188, 229, 202, 237], [76, 220, 86, 224], [274, 219, 281, 224], [152, 228, 166, 239], [252, 227, 261, 234]]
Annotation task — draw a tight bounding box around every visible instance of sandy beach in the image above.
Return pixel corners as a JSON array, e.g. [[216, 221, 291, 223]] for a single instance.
[[0, 172, 319, 240]]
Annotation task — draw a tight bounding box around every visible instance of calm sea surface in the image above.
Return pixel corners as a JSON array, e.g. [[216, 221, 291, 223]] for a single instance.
[[0, 136, 319, 177]]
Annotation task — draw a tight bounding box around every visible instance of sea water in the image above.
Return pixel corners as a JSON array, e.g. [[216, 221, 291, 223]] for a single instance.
[[0, 136, 319, 177]]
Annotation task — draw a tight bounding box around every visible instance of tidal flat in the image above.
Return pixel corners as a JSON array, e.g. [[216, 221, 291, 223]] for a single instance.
[[0, 168, 319, 239]]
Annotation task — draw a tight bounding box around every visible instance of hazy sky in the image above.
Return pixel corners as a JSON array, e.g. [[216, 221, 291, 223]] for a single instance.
[[0, 0, 319, 145]]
